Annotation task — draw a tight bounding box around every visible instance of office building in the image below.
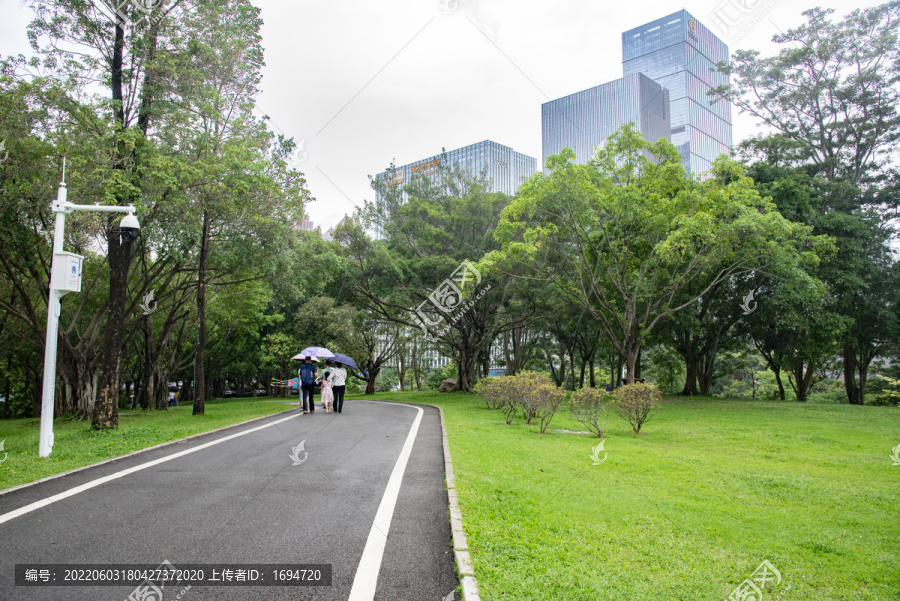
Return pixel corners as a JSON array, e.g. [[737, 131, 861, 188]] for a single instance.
[[542, 73, 670, 166], [374, 140, 537, 202], [542, 10, 732, 175], [622, 10, 732, 174], [372, 140, 537, 239]]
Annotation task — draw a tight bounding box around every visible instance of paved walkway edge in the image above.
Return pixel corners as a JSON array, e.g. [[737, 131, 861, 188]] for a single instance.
[[0, 403, 298, 498], [427, 403, 482, 601]]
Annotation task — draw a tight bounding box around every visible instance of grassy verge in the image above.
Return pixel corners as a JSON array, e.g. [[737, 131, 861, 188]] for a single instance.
[[347, 391, 900, 600], [0, 398, 296, 492]]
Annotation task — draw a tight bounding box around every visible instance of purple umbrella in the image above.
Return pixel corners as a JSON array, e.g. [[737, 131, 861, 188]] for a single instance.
[[330, 353, 359, 370], [292, 347, 335, 360]]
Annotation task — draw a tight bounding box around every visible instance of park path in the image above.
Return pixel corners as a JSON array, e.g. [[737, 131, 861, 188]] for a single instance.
[[0, 400, 457, 601]]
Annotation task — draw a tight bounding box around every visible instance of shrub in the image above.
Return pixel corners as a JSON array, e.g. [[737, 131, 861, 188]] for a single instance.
[[570, 387, 610, 438], [500, 395, 517, 424], [475, 372, 564, 430], [474, 376, 502, 409], [532, 380, 566, 434], [611, 382, 662, 434], [506, 372, 548, 424], [474, 375, 518, 423]]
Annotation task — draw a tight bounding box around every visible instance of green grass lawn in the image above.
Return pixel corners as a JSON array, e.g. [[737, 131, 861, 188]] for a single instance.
[[0, 397, 296, 491], [347, 391, 900, 600]]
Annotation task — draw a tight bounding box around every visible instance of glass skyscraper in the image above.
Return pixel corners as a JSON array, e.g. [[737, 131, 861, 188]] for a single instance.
[[542, 10, 732, 175], [371, 140, 536, 239], [374, 140, 537, 199], [542, 73, 670, 168], [622, 10, 732, 174]]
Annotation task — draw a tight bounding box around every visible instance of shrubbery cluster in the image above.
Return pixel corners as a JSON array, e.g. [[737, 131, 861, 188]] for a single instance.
[[474, 372, 565, 434], [476, 375, 663, 436]]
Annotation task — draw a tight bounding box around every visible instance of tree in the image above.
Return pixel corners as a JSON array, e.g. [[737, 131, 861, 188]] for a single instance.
[[337, 165, 533, 392], [716, 3, 900, 403], [22, 0, 200, 428], [492, 126, 829, 384], [714, 4, 900, 186]]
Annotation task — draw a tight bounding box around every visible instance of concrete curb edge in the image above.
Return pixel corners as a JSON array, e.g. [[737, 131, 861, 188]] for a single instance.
[[426, 403, 482, 601]]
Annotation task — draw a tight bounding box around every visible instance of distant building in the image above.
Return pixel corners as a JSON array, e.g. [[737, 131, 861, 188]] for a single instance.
[[374, 140, 537, 202], [622, 10, 732, 174], [542, 73, 670, 167], [295, 217, 314, 231], [322, 216, 350, 243], [542, 10, 732, 175]]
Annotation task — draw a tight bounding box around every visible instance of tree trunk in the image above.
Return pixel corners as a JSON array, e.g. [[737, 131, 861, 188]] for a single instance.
[[154, 366, 168, 410], [773, 367, 785, 400], [29, 363, 41, 418], [365, 368, 379, 394], [502, 331, 514, 376], [142, 314, 157, 410], [398, 353, 406, 391], [789, 360, 816, 402], [843, 345, 862, 405], [92, 222, 130, 429], [634, 347, 642, 380], [92, 17, 129, 430], [545, 348, 565, 387], [624, 338, 640, 384], [193, 211, 212, 415], [857, 347, 873, 406], [568, 349, 576, 390], [589, 358, 596, 388], [456, 351, 478, 393], [410, 335, 423, 391], [697, 344, 718, 396], [677, 335, 700, 395], [578, 358, 587, 389]]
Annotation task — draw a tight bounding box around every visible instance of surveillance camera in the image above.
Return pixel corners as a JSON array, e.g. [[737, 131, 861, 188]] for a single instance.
[[119, 212, 141, 243]]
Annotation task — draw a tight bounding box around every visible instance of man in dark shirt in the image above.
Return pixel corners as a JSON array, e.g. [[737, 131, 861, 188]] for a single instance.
[[298, 357, 318, 414]]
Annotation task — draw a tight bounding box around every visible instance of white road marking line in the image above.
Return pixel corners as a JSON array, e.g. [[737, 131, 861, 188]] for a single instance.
[[0, 412, 303, 526], [348, 402, 424, 601]]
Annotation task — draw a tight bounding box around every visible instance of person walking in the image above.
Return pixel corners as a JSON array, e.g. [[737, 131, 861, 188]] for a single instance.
[[320, 360, 334, 410], [319, 370, 334, 413], [332, 362, 347, 413], [298, 356, 318, 414]]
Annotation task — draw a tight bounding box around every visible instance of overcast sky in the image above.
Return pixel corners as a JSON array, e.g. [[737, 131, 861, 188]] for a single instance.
[[0, 0, 866, 230]]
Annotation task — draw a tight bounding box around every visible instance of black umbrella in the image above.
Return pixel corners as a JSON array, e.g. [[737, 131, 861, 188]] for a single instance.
[[331, 353, 359, 370]]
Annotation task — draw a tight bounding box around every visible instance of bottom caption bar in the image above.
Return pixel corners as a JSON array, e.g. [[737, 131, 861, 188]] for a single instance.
[[15, 563, 332, 587]]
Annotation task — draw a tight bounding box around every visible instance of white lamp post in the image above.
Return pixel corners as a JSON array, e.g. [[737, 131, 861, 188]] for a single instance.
[[39, 161, 141, 457]]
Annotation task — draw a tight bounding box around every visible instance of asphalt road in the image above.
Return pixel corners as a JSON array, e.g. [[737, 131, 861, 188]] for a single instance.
[[0, 400, 458, 601]]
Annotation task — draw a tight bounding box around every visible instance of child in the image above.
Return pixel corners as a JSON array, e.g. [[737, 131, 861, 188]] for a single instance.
[[320, 360, 333, 410], [318, 370, 334, 413]]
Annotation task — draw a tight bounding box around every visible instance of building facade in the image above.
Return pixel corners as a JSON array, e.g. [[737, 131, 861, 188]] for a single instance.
[[622, 10, 732, 174], [542, 10, 731, 175], [374, 140, 537, 201], [542, 73, 671, 167]]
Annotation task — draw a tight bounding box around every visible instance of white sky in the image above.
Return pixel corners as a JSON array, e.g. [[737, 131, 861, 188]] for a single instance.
[[0, 0, 865, 230]]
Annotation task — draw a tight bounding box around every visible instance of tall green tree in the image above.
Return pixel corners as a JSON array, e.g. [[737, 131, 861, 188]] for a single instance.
[[338, 165, 532, 392], [22, 0, 194, 427], [716, 3, 900, 403], [491, 126, 830, 384]]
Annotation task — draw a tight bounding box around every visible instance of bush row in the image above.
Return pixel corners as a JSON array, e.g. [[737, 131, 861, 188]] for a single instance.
[[475, 373, 661, 436]]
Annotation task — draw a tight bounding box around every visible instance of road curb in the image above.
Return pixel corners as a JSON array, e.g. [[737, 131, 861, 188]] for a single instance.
[[429, 403, 482, 601], [0, 403, 298, 498]]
